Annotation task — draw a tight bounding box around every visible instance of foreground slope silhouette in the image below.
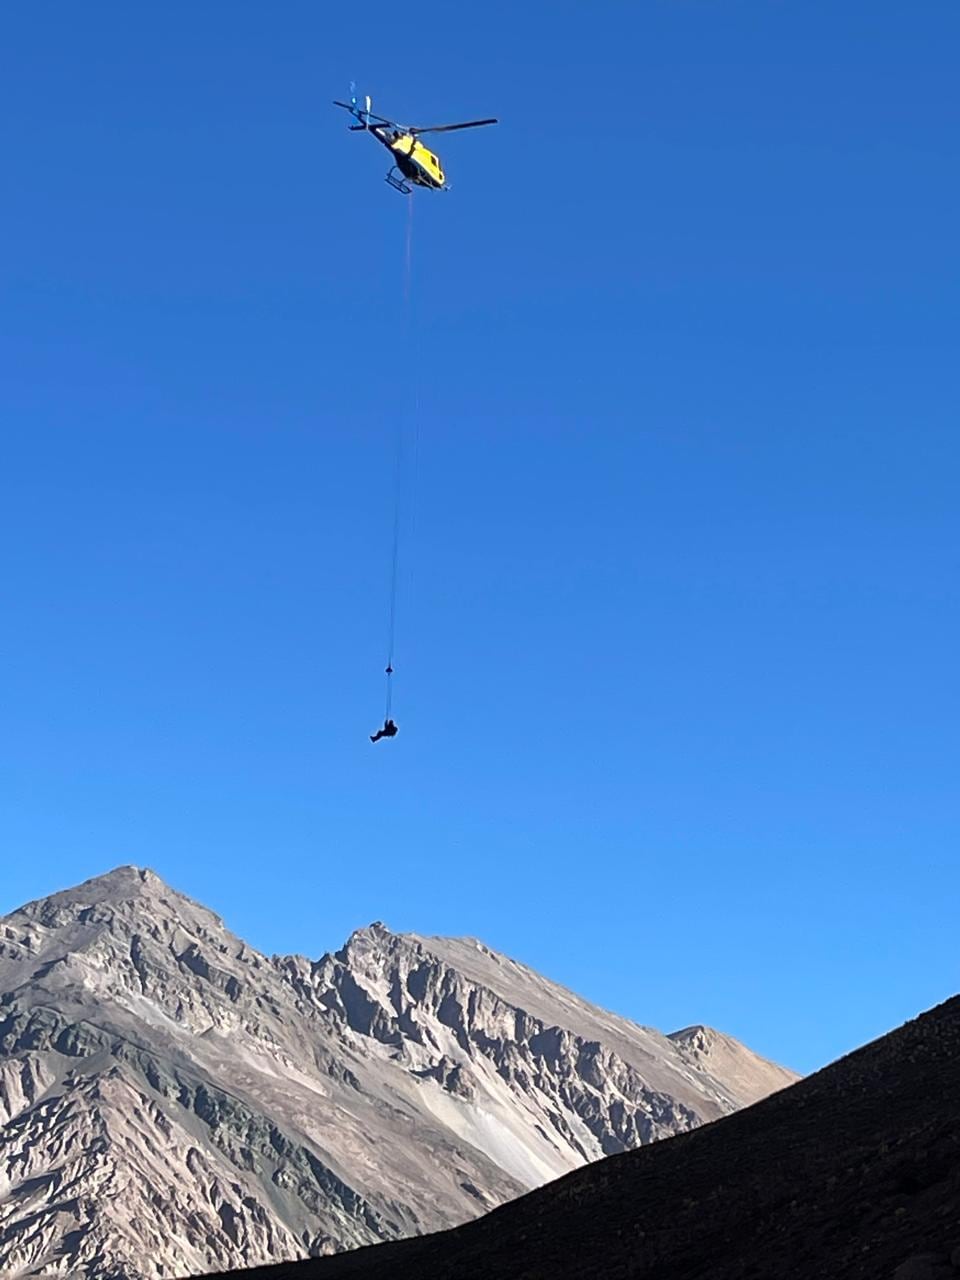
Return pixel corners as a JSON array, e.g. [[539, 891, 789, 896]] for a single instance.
[[200, 994, 960, 1280]]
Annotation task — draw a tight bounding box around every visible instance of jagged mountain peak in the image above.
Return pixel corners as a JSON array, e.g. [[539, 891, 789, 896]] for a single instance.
[[11, 863, 158, 911], [669, 1023, 714, 1045], [337, 920, 393, 951], [0, 867, 259, 1054], [6, 863, 228, 939], [668, 1022, 797, 1081], [12, 862, 198, 916], [324, 926, 783, 1110]]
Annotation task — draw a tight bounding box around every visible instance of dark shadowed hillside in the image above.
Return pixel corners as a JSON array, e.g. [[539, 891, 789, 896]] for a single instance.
[[202, 994, 960, 1280]]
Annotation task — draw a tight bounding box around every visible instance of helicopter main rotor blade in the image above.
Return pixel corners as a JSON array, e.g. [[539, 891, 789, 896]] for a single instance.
[[410, 118, 498, 135]]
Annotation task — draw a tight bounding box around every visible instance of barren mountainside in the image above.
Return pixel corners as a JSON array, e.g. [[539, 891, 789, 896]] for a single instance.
[[226, 993, 960, 1280], [0, 867, 797, 1278]]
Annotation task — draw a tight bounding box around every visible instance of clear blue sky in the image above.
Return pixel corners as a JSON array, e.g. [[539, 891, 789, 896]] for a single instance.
[[2, 2, 957, 1075]]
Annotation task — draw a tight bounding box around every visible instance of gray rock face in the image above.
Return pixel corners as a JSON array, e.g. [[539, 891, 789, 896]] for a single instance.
[[0, 867, 797, 1278]]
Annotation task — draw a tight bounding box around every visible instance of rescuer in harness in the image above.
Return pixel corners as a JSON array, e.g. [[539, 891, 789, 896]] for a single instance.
[[370, 719, 398, 743]]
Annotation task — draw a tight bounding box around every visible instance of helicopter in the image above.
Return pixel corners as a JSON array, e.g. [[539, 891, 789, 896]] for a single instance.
[[333, 91, 497, 193]]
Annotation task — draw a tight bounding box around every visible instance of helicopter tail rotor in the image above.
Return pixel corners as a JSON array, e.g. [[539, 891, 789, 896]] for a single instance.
[[333, 89, 401, 134], [334, 83, 373, 130], [353, 84, 373, 128]]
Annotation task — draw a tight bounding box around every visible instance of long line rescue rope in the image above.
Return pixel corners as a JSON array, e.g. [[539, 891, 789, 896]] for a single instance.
[[382, 195, 416, 725]]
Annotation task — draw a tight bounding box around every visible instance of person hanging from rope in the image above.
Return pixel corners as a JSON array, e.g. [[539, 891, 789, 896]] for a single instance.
[[370, 718, 399, 743], [370, 664, 398, 742]]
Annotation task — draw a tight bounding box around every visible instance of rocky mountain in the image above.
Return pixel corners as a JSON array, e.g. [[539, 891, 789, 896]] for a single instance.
[[221, 993, 960, 1280], [0, 867, 796, 1278]]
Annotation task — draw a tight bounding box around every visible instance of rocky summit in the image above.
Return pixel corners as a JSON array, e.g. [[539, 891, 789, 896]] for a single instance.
[[0, 867, 796, 1278]]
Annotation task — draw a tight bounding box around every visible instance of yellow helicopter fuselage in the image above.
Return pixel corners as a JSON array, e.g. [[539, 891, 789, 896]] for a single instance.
[[373, 126, 445, 190]]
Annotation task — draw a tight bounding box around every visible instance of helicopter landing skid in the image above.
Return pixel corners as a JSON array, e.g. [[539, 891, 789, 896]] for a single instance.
[[385, 167, 413, 195]]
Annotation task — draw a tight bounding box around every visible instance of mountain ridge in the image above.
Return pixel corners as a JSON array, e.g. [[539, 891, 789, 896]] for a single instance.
[[0, 866, 798, 1278]]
